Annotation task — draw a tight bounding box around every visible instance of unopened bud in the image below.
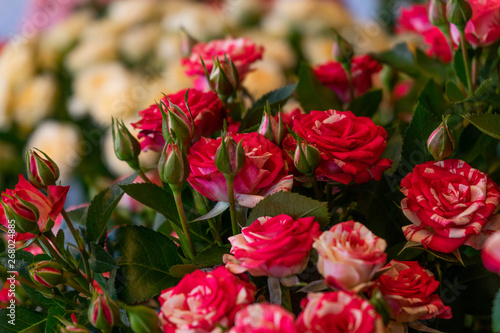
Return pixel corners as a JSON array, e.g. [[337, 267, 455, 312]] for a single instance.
[[160, 100, 193, 149], [88, 291, 120, 330], [126, 305, 161, 333], [1, 198, 40, 234], [446, 0, 472, 30], [112, 118, 141, 170], [427, 117, 455, 161], [215, 135, 245, 176], [332, 31, 354, 69], [158, 143, 190, 185], [25, 149, 59, 188], [204, 55, 239, 101], [28, 261, 65, 288], [429, 0, 448, 27], [294, 140, 322, 176]]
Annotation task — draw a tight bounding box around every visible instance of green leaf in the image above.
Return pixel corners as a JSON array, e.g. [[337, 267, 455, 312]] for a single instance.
[[241, 83, 298, 130], [90, 242, 118, 273], [191, 202, 229, 222], [416, 79, 449, 119], [348, 89, 383, 118], [459, 79, 500, 107], [446, 81, 466, 103], [0, 306, 46, 333], [461, 112, 500, 139], [454, 49, 467, 87], [45, 306, 66, 333], [65, 205, 88, 226], [106, 225, 182, 304], [401, 102, 441, 170], [169, 246, 230, 278], [372, 43, 420, 78], [86, 172, 138, 242], [415, 48, 448, 83], [248, 191, 330, 227], [120, 183, 179, 223], [493, 288, 500, 333], [296, 62, 342, 112]]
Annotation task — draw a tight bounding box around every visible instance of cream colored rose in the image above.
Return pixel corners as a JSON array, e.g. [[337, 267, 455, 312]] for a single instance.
[[108, 0, 159, 29], [119, 23, 161, 63], [242, 31, 296, 69], [69, 62, 138, 125], [301, 36, 334, 65], [14, 74, 57, 132], [162, 2, 224, 40], [26, 121, 81, 182], [0, 37, 36, 89], [220, 0, 266, 28], [38, 10, 95, 69], [65, 36, 118, 73], [242, 60, 287, 100]]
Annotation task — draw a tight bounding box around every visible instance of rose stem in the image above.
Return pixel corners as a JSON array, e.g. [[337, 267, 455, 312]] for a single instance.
[[191, 188, 223, 246], [282, 285, 293, 312], [62, 272, 92, 296], [225, 175, 240, 236], [459, 29, 473, 95], [309, 176, 322, 201], [61, 208, 93, 285], [345, 68, 355, 103], [37, 234, 67, 268], [138, 169, 152, 184], [171, 184, 196, 260]]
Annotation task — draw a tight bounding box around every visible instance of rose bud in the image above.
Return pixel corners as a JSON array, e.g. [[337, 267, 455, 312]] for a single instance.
[[482, 231, 500, 275], [215, 134, 245, 177], [61, 325, 90, 333], [28, 261, 65, 288], [294, 140, 321, 176], [446, 0, 472, 30], [160, 100, 194, 149], [257, 106, 285, 146], [158, 143, 190, 185], [204, 54, 239, 101], [427, 117, 455, 161], [126, 305, 162, 333], [88, 290, 120, 330], [429, 0, 448, 27], [1, 200, 40, 234], [332, 31, 354, 69], [25, 148, 60, 188], [111, 118, 141, 170]]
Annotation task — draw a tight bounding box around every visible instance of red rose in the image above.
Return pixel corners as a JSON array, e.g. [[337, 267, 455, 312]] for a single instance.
[[397, 5, 452, 63], [187, 133, 293, 208], [158, 267, 256, 332], [295, 291, 383, 333], [283, 110, 392, 185], [182, 37, 263, 81], [374, 260, 452, 323], [313, 55, 382, 103], [132, 89, 224, 151], [450, 0, 500, 47], [313, 221, 387, 290], [0, 175, 69, 236], [223, 214, 320, 278], [401, 159, 500, 253], [229, 303, 297, 333]]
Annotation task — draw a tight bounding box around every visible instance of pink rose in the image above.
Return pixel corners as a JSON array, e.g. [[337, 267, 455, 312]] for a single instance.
[[282, 110, 392, 185], [295, 291, 383, 333], [401, 159, 500, 253], [482, 229, 500, 275], [313, 221, 387, 290], [223, 214, 320, 278], [182, 37, 263, 81], [187, 133, 293, 208], [0, 175, 69, 236], [374, 260, 452, 323], [158, 267, 256, 333], [450, 0, 500, 47], [313, 55, 382, 103], [229, 303, 297, 333], [132, 89, 224, 151], [396, 5, 452, 62]]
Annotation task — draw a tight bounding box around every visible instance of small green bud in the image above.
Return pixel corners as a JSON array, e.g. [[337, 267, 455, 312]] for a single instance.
[[111, 118, 141, 170], [126, 305, 161, 333], [294, 140, 322, 176], [429, 0, 448, 27], [160, 100, 193, 149], [215, 135, 245, 176], [158, 143, 190, 185], [25, 148, 60, 188], [446, 0, 472, 30], [28, 261, 65, 288], [1, 199, 39, 234], [88, 290, 120, 330], [204, 54, 239, 101], [427, 116, 455, 161]]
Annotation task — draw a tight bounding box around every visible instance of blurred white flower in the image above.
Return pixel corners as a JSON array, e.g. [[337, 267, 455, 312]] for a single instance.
[[243, 60, 287, 100], [108, 0, 159, 29], [119, 22, 161, 62], [242, 31, 296, 69], [65, 36, 118, 73]]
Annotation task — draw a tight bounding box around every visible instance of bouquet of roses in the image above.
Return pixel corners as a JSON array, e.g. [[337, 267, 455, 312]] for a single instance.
[[1, 0, 500, 332]]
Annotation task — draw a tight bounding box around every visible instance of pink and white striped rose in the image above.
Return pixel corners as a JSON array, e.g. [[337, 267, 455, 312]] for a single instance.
[[313, 221, 387, 290], [401, 159, 500, 253], [229, 303, 297, 333]]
